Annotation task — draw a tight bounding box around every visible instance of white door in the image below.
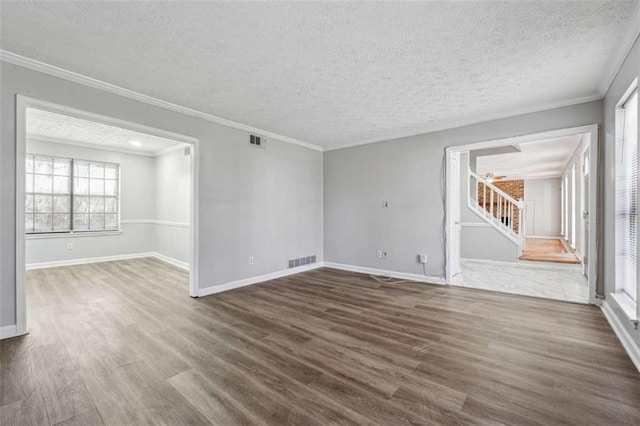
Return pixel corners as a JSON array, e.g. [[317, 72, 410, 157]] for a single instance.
[[450, 153, 462, 275]]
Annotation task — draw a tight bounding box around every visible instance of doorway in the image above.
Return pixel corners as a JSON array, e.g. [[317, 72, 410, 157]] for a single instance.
[[14, 96, 200, 336], [445, 125, 599, 304]]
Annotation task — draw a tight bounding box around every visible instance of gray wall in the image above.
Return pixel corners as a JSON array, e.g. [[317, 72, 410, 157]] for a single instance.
[[0, 62, 324, 328], [523, 178, 561, 237], [459, 152, 519, 262], [324, 100, 603, 277], [154, 147, 191, 264], [603, 35, 640, 347], [25, 139, 156, 264]]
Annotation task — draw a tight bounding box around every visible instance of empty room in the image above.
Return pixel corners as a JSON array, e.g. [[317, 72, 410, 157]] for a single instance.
[[1, 2, 639, 425]]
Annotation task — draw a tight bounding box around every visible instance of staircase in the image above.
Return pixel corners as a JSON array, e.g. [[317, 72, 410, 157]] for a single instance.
[[467, 170, 525, 249]]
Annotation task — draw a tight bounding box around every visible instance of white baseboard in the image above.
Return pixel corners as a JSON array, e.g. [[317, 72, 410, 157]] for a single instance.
[[0, 325, 28, 340], [601, 300, 640, 372], [323, 262, 447, 285], [461, 257, 581, 271], [151, 252, 189, 270], [26, 252, 156, 270], [199, 263, 323, 297]]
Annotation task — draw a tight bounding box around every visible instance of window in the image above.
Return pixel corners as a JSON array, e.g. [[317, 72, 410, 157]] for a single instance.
[[560, 180, 565, 236], [26, 155, 120, 234], [615, 88, 638, 303]]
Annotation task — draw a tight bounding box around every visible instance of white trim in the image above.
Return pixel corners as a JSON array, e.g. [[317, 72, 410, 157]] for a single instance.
[[151, 252, 189, 270], [527, 235, 563, 240], [460, 222, 492, 228], [597, 3, 640, 96], [461, 257, 582, 271], [323, 95, 601, 151], [28, 134, 155, 157], [323, 262, 447, 285], [154, 143, 189, 157], [16, 96, 27, 336], [120, 219, 190, 228], [26, 230, 123, 239], [0, 325, 27, 341], [610, 292, 638, 323], [0, 50, 323, 152], [25, 251, 189, 271], [199, 263, 324, 297], [26, 252, 155, 270], [601, 300, 640, 372]]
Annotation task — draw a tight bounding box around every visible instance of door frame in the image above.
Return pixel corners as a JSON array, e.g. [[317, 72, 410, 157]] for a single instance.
[[445, 124, 599, 305], [15, 95, 201, 336]]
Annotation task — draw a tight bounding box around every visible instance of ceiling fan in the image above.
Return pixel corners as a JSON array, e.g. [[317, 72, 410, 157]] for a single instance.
[[484, 172, 507, 183]]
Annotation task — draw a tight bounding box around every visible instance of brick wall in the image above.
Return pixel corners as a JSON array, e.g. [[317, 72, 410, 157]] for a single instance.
[[477, 180, 524, 232]]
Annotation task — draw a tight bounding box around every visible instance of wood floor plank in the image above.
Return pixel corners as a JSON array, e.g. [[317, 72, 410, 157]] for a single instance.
[[1, 260, 638, 425]]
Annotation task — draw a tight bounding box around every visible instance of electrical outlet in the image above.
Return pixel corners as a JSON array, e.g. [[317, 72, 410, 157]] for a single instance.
[[382, 251, 388, 259], [418, 254, 427, 264], [376, 250, 382, 258], [249, 256, 254, 265], [67, 243, 73, 250]]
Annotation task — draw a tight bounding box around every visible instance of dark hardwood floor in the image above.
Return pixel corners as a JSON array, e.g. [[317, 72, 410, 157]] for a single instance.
[[1, 258, 638, 425]]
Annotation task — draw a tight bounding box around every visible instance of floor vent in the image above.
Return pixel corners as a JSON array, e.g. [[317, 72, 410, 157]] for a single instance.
[[288, 255, 316, 268]]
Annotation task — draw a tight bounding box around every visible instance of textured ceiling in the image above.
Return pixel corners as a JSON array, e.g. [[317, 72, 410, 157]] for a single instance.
[[27, 108, 184, 155], [2, 1, 638, 148], [476, 135, 583, 180]]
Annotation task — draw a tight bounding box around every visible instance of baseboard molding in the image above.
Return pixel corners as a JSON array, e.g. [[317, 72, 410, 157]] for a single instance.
[[461, 257, 581, 271], [323, 262, 447, 285], [199, 263, 323, 297], [151, 252, 189, 270], [26, 252, 155, 270], [0, 325, 28, 341], [601, 300, 640, 372]]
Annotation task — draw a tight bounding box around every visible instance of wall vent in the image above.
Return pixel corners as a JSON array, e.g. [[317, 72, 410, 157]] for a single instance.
[[249, 134, 265, 148], [288, 255, 316, 269]]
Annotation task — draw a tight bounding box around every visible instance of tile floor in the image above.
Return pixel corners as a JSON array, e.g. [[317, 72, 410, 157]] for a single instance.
[[451, 259, 589, 303]]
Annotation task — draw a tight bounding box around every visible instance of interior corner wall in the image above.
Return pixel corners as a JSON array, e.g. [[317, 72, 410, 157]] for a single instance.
[[323, 100, 603, 277], [154, 147, 191, 264], [0, 61, 324, 329], [603, 34, 640, 348], [24, 140, 156, 265]]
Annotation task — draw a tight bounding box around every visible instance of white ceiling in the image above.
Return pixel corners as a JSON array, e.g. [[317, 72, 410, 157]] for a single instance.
[[476, 135, 584, 181], [2, 2, 638, 149], [27, 108, 184, 156]]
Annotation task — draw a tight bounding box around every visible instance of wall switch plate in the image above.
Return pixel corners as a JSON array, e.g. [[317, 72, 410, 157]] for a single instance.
[[418, 254, 427, 264], [377, 250, 382, 258], [249, 256, 254, 265], [67, 243, 73, 250]]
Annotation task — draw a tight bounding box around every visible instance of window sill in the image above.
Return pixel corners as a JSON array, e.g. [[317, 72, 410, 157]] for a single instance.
[[610, 291, 638, 323], [26, 230, 122, 240]]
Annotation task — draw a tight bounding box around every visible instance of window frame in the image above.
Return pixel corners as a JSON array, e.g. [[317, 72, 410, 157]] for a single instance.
[[25, 153, 121, 236], [613, 82, 639, 315]]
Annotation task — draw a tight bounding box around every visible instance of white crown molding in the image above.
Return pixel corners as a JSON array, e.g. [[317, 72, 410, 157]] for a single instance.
[[0, 50, 323, 152], [323, 93, 603, 151], [597, 2, 640, 96]]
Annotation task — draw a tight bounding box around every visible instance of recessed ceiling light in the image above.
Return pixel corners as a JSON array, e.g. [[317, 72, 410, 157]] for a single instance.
[[130, 140, 142, 147]]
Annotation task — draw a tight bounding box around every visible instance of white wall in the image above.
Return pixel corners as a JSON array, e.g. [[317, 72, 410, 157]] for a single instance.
[[1, 61, 324, 329], [523, 178, 561, 237], [154, 147, 190, 264], [25, 139, 156, 265]]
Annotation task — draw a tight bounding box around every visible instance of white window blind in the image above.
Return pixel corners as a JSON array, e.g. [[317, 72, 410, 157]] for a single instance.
[[616, 89, 638, 302], [26, 155, 120, 234]]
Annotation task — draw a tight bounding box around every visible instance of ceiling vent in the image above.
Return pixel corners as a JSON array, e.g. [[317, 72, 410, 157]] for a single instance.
[[249, 134, 265, 148]]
